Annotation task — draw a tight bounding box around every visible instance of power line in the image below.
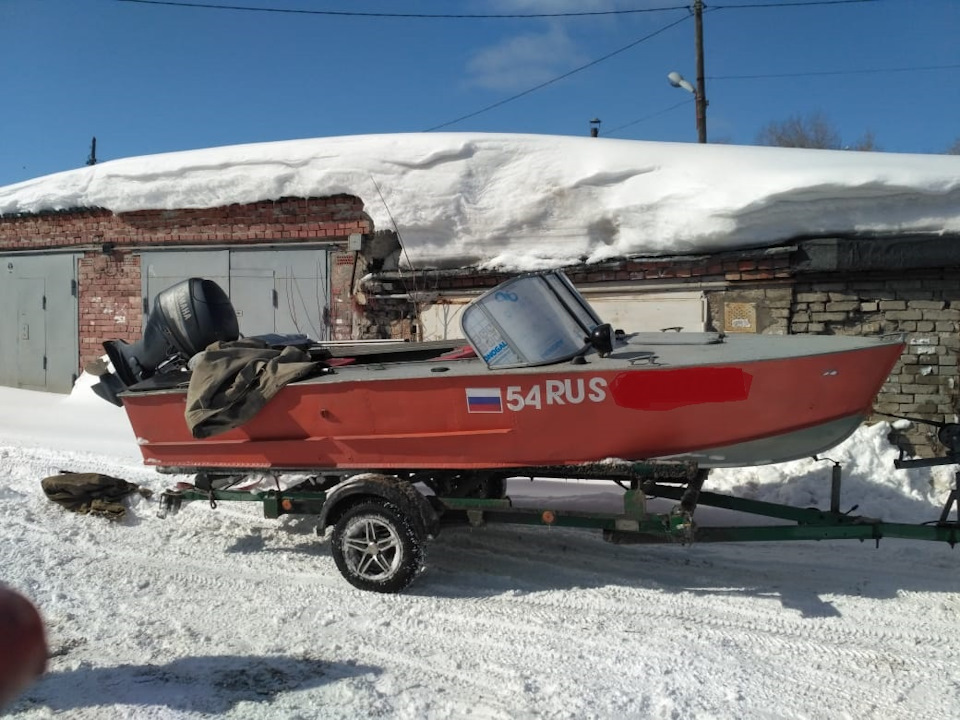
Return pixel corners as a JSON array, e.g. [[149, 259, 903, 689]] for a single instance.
[[117, 0, 691, 19], [711, 63, 960, 80], [117, 0, 885, 16], [425, 14, 691, 132], [713, 0, 881, 8], [117, 0, 905, 137], [605, 99, 695, 136]]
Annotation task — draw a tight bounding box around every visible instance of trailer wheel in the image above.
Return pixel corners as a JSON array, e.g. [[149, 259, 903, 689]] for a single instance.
[[331, 500, 424, 593]]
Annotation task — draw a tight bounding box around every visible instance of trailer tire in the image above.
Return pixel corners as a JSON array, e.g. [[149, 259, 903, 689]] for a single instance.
[[331, 499, 424, 593]]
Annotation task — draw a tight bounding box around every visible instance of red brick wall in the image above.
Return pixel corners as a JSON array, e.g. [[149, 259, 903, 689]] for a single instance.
[[1, 195, 371, 371], [0, 196, 369, 251], [0, 209, 115, 250], [78, 251, 143, 366], [115, 196, 369, 246]]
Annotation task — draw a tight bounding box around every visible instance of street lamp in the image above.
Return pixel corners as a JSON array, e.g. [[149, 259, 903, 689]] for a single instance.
[[667, 71, 695, 95], [668, 71, 707, 143]]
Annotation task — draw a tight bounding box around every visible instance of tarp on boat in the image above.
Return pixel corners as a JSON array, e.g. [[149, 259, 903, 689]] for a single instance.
[[185, 338, 324, 439]]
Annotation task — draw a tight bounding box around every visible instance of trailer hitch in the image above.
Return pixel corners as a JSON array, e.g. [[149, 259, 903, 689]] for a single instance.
[[157, 489, 183, 518]]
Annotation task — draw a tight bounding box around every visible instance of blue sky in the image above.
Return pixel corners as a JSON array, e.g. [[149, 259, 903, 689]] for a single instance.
[[2, 0, 958, 188]]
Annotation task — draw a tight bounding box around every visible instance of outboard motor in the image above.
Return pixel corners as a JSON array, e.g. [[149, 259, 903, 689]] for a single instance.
[[96, 278, 239, 401]]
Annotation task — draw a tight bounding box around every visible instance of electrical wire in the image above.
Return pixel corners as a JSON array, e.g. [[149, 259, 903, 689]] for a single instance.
[[604, 98, 695, 136], [316, 258, 331, 342], [290, 273, 324, 340], [711, 63, 960, 80], [116, 0, 691, 19], [425, 14, 691, 132], [713, 0, 882, 8], [117, 0, 898, 134]]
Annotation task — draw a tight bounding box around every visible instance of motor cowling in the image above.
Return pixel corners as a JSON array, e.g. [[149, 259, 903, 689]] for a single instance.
[[103, 278, 239, 388]]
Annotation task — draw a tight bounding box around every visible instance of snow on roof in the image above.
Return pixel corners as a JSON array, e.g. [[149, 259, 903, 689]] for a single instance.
[[1, 132, 958, 271]]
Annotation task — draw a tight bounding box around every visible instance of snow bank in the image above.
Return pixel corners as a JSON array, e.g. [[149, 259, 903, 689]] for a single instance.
[[708, 420, 955, 523], [1, 133, 958, 271]]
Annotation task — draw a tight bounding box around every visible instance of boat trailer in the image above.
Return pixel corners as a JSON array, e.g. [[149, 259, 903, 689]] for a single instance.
[[156, 444, 960, 594]]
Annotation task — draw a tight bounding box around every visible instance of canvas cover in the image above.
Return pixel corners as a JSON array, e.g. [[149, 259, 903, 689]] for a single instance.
[[184, 338, 324, 439], [40, 471, 149, 520]]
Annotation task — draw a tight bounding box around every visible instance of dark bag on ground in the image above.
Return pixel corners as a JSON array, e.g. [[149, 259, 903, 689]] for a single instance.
[[40, 471, 151, 520]]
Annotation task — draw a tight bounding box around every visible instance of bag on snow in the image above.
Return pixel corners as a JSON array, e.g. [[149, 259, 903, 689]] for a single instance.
[[40, 471, 152, 520]]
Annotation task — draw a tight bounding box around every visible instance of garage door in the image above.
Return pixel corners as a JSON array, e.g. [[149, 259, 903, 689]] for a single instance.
[[0, 253, 80, 393], [230, 249, 330, 340], [141, 248, 331, 341]]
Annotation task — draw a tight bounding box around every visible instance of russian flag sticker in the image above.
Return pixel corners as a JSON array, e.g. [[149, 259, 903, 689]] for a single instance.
[[465, 387, 503, 413]]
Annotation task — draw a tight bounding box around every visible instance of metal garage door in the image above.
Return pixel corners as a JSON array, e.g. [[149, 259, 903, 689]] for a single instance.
[[140, 248, 331, 341], [229, 249, 330, 340], [142, 250, 229, 315], [0, 253, 80, 393]]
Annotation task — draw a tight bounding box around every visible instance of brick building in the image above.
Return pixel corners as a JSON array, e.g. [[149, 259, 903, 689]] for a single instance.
[[0, 196, 370, 392]]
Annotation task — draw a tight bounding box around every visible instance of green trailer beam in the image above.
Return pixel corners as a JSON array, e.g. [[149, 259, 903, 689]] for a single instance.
[[438, 483, 960, 547], [160, 468, 960, 547], [608, 521, 959, 546], [164, 487, 330, 518]]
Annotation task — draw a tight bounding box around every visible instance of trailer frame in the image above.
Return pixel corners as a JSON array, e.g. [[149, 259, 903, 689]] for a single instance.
[[156, 457, 960, 593]]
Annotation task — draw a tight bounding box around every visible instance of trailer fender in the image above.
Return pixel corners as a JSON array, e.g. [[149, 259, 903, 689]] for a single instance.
[[318, 474, 440, 541]]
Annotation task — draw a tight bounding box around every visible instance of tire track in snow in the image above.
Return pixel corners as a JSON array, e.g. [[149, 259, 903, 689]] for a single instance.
[[412, 527, 960, 717], [389, 583, 948, 719]]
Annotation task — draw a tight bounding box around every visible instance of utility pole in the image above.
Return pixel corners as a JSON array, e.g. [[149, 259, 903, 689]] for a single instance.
[[693, 0, 708, 143]]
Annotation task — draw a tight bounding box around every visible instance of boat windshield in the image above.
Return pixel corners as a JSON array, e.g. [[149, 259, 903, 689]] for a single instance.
[[460, 270, 603, 368]]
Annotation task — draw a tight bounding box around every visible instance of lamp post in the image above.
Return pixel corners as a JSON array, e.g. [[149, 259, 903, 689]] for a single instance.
[[667, 71, 707, 143], [667, 0, 707, 142]]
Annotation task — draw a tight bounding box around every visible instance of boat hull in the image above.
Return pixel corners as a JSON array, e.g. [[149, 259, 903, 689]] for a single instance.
[[119, 336, 904, 471]]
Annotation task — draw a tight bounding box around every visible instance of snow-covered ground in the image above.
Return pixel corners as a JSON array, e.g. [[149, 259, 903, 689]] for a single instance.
[[2, 378, 959, 719], [2, 133, 959, 270]]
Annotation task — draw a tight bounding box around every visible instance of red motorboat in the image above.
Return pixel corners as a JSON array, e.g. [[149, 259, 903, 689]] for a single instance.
[[92, 270, 904, 475], [88, 271, 943, 594]]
